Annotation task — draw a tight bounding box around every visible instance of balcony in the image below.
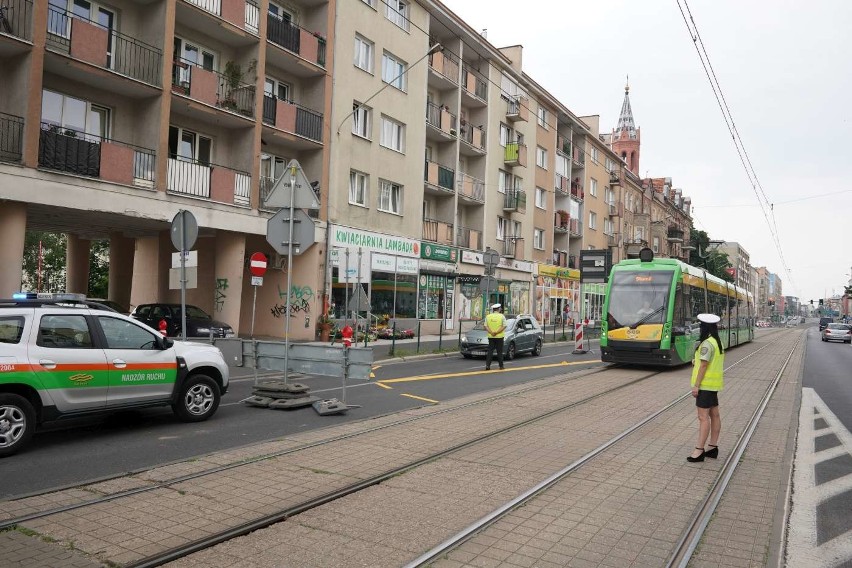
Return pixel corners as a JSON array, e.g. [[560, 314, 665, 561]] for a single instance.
[[570, 179, 584, 201], [505, 95, 529, 122], [502, 237, 523, 259], [459, 122, 485, 154], [428, 49, 459, 87], [457, 226, 482, 250], [554, 211, 569, 232], [0, 0, 33, 44], [461, 66, 487, 105], [607, 232, 621, 248], [422, 218, 454, 246], [571, 145, 585, 168], [555, 173, 569, 195], [667, 227, 685, 243], [38, 123, 156, 188], [503, 189, 527, 213], [262, 95, 323, 143], [504, 142, 527, 167], [266, 14, 326, 70], [457, 172, 485, 204], [557, 136, 571, 156], [552, 250, 568, 268], [607, 201, 622, 217], [0, 112, 24, 163], [569, 217, 582, 236], [167, 157, 250, 207], [45, 6, 163, 89], [424, 159, 455, 196], [180, 0, 260, 35], [425, 101, 457, 141], [171, 58, 255, 120]]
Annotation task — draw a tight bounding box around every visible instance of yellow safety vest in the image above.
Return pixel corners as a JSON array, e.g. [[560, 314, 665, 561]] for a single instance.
[[485, 312, 505, 339], [691, 337, 724, 391]]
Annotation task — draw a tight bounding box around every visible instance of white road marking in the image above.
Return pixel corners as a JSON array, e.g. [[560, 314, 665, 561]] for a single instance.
[[787, 388, 852, 567]]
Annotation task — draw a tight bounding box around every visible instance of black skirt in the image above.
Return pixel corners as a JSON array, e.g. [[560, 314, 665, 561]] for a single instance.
[[696, 390, 719, 409]]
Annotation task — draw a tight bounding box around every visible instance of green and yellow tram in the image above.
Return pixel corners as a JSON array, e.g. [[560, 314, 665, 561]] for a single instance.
[[600, 253, 754, 366]]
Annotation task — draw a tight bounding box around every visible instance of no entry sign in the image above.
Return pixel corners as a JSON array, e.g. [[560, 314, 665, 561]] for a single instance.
[[249, 252, 268, 277]]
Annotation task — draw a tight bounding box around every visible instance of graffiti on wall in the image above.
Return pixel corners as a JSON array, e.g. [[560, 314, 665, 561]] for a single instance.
[[270, 284, 314, 318], [214, 278, 228, 312]]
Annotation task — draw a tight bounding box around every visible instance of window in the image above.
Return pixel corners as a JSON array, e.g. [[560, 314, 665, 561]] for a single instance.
[[499, 123, 511, 146], [268, 1, 293, 22], [635, 226, 646, 241], [591, 147, 599, 164], [534, 228, 545, 250], [378, 179, 402, 214], [498, 170, 512, 194], [590, 178, 598, 197], [354, 35, 374, 73], [0, 316, 25, 344], [264, 77, 290, 102], [589, 211, 597, 230], [604, 218, 613, 235], [536, 146, 547, 169], [497, 217, 508, 240], [382, 52, 407, 90], [537, 107, 547, 128], [605, 157, 614, 172], [349, 170, 368, 206], [41, 89, 110, 141], [173, 36, 216, 77], [361, 0, 376, 7], [352, 102, 371, 138], [380, 115, 405, 152], [98, 317, 159, 350], [37, 315, 93, 349], [385, 0, 410, 31], [168, 126, 211, 165], [535, 187, 546, 209]]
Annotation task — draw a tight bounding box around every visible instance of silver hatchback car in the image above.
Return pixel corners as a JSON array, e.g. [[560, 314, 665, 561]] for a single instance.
[[821, 323, 851, 343], [460, 314, 544, 360]]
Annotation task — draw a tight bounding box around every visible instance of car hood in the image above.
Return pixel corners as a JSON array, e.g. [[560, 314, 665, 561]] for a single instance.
[[186, 318, 232, 329], [171, 340, 225, 356]]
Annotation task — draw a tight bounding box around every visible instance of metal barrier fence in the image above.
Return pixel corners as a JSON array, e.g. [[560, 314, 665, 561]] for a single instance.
[[0, 112, 24, 163], [0, 0, 32, 40]]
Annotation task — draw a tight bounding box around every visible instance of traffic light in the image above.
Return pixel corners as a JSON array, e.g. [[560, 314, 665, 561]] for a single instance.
[[810, 299, 814, 305], [819, 299, 824, 306]]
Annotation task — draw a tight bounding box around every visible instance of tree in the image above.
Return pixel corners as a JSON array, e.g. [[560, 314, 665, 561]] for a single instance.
[[88, 240, 109, 298], [21, 232, 110, 296], [687, 228, 734, 282]]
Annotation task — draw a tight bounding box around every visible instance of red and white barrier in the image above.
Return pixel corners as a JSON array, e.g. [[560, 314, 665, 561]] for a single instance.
[[572, 319, 589, 354]]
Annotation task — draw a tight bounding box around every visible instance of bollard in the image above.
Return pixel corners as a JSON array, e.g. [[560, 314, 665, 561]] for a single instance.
[[438, 320, 443, 351], [572, 321, 588, 354], [552, 320, 557, 343], [458, 321, 462, 349], [416, 321, 422, 354], [390, 321, 397, 357], [561, 317, 565, 338]]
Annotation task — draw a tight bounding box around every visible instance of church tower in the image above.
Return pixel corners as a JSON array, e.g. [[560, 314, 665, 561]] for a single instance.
[[611, 79, 640, 175]]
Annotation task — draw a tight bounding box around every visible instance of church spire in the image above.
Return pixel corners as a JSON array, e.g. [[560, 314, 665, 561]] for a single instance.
[[616, 76, 637, 139]]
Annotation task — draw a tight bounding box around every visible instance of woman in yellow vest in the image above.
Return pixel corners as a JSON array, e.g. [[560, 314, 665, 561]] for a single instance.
[[687, 313, 725, 462]]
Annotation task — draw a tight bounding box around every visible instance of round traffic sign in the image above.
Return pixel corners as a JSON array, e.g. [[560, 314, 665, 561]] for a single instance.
[[249, 252, 268, 276], [483, 247, 500, 268]]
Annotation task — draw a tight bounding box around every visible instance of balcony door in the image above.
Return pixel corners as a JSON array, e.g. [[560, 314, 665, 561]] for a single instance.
[[173, 37, 216, 86], [40, 89, 110, 175], [48, 0, 117, 64]]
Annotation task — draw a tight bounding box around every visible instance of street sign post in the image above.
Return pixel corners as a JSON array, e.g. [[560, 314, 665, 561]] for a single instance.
[[248, 252, 267, 337], [266, 208, 316, 255], [481, 247, 500, 315], [171, 210, 198, 341], [262, 159, 319, 210]]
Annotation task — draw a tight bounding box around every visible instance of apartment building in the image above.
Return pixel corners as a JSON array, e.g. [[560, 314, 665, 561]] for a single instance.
[[755, 266, 770, 319], [717, 241, 752, 292]]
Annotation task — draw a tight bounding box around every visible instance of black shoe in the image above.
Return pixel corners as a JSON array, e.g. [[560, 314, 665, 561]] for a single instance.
[[485, 367, 490, 371], [499, 366, 504, 370], [686, 448, 705, 462], [705, 445, 718, 459]]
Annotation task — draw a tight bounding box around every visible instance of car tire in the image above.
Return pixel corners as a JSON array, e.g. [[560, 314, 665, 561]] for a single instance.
[[0, 394, 36, 458], [532, 339, 542, 356], [506, 342, 516, 360], [173, 374, 221, 422]]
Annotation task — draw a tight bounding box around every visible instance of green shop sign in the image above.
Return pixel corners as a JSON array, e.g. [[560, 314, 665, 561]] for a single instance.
[[420, 242, 458, 263]]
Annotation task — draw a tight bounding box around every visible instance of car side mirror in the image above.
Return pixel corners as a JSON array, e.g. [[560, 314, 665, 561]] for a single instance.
[[158, 336, 174, 350]]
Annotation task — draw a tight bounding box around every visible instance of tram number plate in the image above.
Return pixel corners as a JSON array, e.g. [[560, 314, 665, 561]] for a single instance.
[[626, 329, 640, 339]]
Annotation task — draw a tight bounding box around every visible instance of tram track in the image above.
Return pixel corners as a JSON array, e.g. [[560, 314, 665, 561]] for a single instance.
[[0, 330, 792, 567]]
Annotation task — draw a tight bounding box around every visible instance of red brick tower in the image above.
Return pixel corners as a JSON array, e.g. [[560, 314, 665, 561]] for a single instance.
[[612, 79, 640, 175]]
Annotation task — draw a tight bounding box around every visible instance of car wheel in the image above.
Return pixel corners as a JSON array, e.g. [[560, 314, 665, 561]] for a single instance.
[[532, 339, 542, 356], [0, 394, 36, 458], [173, 374, 220, 422], [506, 342, 516, 360]]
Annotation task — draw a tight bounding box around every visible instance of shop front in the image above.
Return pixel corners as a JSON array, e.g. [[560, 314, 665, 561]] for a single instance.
[[418, 243, 458, 332], [535, 264, 581, 325], [458, 250, 534, 320]]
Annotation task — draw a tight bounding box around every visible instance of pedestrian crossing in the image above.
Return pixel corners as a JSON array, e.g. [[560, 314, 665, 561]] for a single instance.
[[787, 388, 852, 567]]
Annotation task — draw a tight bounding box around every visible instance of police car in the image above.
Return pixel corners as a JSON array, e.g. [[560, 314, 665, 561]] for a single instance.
[[0, 293, 230, 457]]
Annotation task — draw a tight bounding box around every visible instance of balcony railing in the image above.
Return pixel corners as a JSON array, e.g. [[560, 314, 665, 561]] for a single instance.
[[572, 145, 585, 167], [267, 14, 326, 68], [457, 172, 485, 202], [38, 122, 156, 187], [0, 112, 24, 163], [457, 226, 482, 250], [46, 6, 162, 87], [502, 237, 522, 259], [607, 201, 622, 217], [0, 0, 33, 41], [503, 189, 527, 213], [262, 94, 323, 142], [554, 211, 569, 231], [555, 173, 569, 195], [424, 160, 455, 192], [167, 157, 250, 207], [429, 49, 459, 84], [557, 137, 571, 156], [570, 180, 584, 200], [460, 122, 485, 151], [422, 218, 454, 245], [505, 95, 529, 122], [425, 101, 457, 135], [504, 142, 527, 167], [462, 66, 487, 101], [172, 57, 255, 118], [607, 232, 621, 247], [552, 250, 568, 268], [569, 218, 581, 236]]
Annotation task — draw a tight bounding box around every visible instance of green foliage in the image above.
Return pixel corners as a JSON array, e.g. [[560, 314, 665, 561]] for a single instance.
[[88, 240, 109, 298], [22, 232, 66, 292], [687, 228, 734, 282]]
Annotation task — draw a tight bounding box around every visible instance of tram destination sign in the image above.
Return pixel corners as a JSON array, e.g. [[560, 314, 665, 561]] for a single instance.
[[579, 249, 612, 283]]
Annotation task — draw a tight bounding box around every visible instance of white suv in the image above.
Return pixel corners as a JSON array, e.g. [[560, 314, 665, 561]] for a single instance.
[[0, 296, 230, 457]]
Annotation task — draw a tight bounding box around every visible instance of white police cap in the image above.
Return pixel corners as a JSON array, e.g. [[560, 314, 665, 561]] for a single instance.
[[697, 313, 721, 324], [491, 303, 502, 310]]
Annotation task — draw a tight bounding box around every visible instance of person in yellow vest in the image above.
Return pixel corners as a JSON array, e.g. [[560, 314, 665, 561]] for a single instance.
[[687, 313, 725, 462], [485, 303, 507, 371]]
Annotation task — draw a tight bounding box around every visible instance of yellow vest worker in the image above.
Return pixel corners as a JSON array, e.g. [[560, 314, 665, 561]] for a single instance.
[[485, 311, 506, 339], [690, 337, 724, 391], [484, 304, 507, 371], [687, 313, 725, 463]]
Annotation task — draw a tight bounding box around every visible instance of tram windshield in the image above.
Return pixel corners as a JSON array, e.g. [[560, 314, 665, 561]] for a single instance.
[[607, 271, 673, 330]]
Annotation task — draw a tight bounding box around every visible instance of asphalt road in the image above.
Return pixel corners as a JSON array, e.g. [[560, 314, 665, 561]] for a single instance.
[[0, 342, 602, 498]]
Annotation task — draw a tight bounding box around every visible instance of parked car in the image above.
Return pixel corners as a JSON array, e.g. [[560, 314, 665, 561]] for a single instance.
[[88, 298, 130, 314], [131, 303, 235, 338], [818, 317, 834, 331], [460, 314, 543, 360], [0, 295, 229, 456], [821, 323, 851, 343]]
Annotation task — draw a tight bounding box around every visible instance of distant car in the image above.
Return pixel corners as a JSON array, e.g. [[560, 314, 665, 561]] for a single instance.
[[818, 317, 834, 331], [821, 323, 851, 343], [88, 298, 130, 314], [460, 314, 543, 360], [131, 303, 235, 338]]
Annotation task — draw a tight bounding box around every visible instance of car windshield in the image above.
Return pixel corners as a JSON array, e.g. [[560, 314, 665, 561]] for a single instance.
[[827, 324, 850, 330], [183, 305, 212, 319], [606, 271, 673, 331]]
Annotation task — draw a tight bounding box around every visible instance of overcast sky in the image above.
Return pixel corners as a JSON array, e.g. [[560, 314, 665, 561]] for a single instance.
[[441, 0, 852, 302]]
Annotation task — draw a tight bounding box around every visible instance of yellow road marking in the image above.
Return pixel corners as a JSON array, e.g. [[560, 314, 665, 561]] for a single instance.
[[376, 360, 602, 385], [375, 382, 393, 390], [372, 365, 382, 371], [400, 393, 439, 403]]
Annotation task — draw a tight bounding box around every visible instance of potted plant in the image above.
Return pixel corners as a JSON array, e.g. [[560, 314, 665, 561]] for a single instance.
[[317, 308, 334, 342], [221, 59, 257, 113]]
